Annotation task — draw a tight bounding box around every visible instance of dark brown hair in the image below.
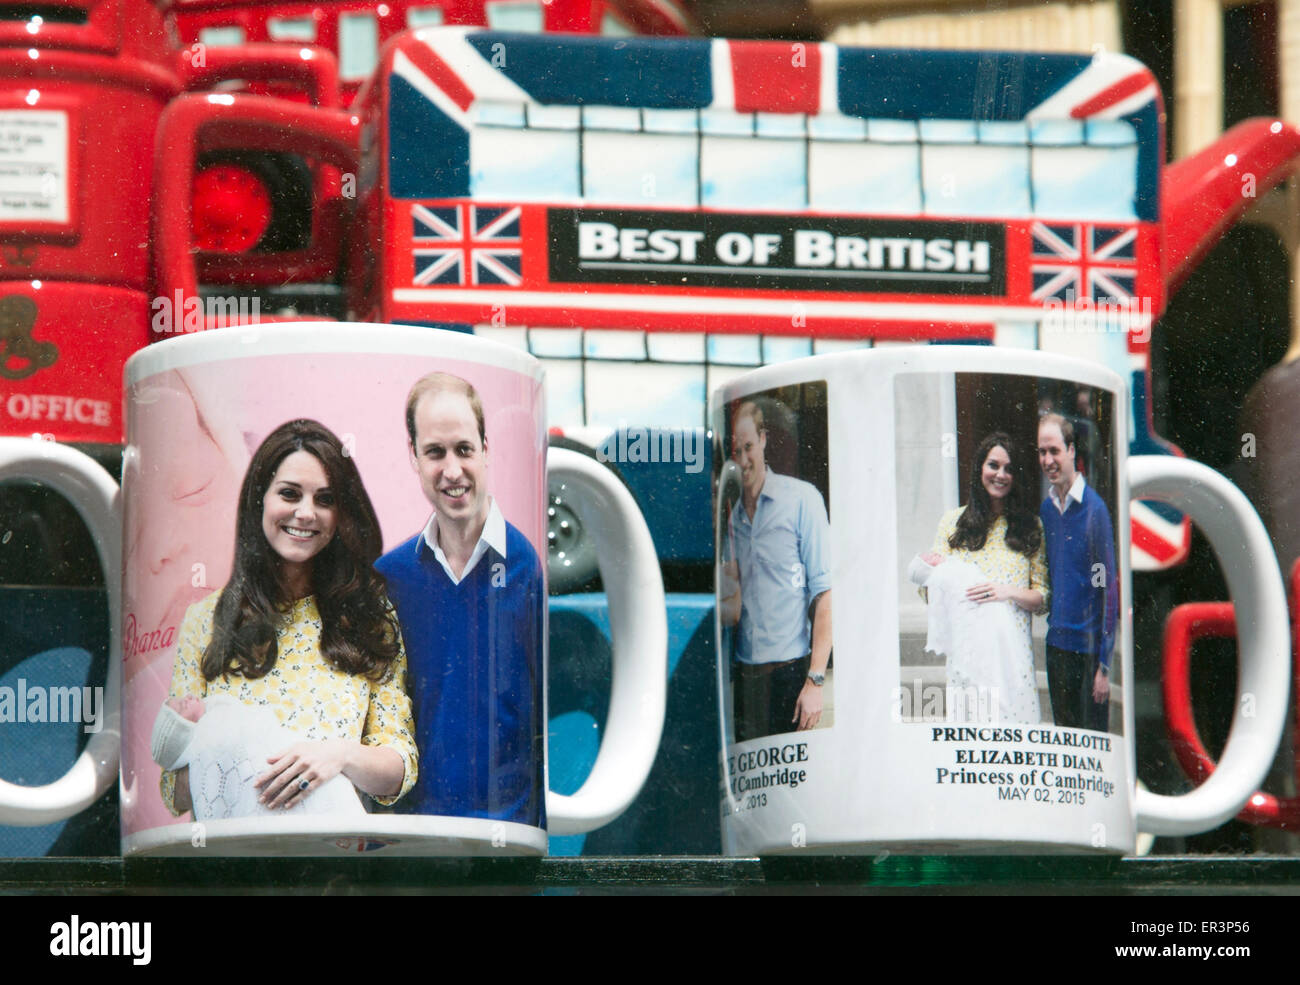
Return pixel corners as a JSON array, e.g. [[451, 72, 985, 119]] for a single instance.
[[949, 431, 1042, 557], [202, 419, 401, 682]]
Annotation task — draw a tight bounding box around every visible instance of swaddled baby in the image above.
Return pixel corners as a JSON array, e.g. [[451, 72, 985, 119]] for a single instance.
[[907, 553, 1040, 724], [150, 695, 365, 820]]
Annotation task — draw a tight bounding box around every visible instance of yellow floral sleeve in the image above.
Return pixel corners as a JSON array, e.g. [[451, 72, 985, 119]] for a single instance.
[[361, 608, 418, 806], [158, 593, 217, 817], [931, 508, 961, 557]]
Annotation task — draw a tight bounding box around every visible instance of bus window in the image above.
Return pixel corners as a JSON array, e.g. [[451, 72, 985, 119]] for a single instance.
[[810, 118, 921, 215], [706, 363, 751, 403], [920, 119, 1032, 217], [584, 329, 646, 361], [198, 25, 245, 46], [581, 106, 641, 131], [267, 16, 317, 41], [813, 338, 873, 354], [762, 337, 813, 362], [518, 328, 586, 424], [582, 331, 701, 431], [700, 111, 806, 210], [583, 106, 697, 206], [647, 333, 705, 363], [706, 335, 762, 366], [1031, 119, 1138, 221], [526, 327, 583, 359], [486, 0, 544, 31], [406, 6, 445, 28], [338, 12, 379, 80], [586, 360, 703, 430], [471, 103, 580, 201], [544, 358, 587, 425]]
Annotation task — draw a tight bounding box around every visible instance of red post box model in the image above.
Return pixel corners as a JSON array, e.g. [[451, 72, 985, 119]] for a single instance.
[[0, 0, 181, 445]]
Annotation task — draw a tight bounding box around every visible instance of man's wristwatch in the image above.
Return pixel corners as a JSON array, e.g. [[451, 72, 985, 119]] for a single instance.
[[806, 672, 826, 687]]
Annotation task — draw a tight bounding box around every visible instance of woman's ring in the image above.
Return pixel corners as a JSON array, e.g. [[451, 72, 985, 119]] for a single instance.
[[298, 778, 310, 791]]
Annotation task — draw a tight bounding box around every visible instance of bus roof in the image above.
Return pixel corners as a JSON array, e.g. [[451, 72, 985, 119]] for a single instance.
[[387, 30, 1162, 222]]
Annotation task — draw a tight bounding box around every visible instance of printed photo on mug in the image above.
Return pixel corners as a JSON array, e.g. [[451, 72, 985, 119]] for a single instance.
[[122, 347, 548, 851], [714, 382, 832, 744], [899, 374, 1123, 738], [895, 371, 1123, 737]]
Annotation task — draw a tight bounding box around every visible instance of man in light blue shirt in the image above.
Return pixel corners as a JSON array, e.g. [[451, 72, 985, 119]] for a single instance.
[[720, 400, 832, 741]]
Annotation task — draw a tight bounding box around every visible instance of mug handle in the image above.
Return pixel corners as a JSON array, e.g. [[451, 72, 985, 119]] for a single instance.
[[176, 44, 342, 109], [713, 459, 743, 815], [153, 93, 359, 305], [1131, 455, 1291, 835], [544, 449, 667, 834], [0, 439, 121, 825]]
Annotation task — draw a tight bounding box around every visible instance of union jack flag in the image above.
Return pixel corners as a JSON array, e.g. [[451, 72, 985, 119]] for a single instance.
[[412, 204, 523, 287], [1030, 222, 1138, 304]]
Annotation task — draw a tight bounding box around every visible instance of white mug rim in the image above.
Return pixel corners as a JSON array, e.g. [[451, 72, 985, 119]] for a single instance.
[[125, 322, 544, 386], [711, 345, 1127, 410]]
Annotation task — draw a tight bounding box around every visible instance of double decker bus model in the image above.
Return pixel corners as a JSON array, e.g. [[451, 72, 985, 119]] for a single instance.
[[350, 28, 1300, 573]]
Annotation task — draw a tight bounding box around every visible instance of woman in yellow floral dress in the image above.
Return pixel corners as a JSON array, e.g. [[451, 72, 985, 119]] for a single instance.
[[157, 419, 416, 818], [909, 432, 1048, 723]]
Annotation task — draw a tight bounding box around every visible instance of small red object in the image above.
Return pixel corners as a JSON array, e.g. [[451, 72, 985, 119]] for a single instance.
[[191, 163, 274, 252]]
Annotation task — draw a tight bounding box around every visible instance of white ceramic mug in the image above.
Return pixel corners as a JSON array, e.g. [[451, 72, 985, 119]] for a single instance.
[[0, 322, 666, 856], [712, 346, 1289, 854]]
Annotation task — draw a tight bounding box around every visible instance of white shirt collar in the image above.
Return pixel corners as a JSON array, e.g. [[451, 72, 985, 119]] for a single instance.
[[419, 498, 507, 584], [1049, 473, 1087, 513]]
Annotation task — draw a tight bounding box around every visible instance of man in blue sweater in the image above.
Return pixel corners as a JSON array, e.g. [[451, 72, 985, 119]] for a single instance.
[[377, 372, 544, 826], [1037, 413, 1118, 732]]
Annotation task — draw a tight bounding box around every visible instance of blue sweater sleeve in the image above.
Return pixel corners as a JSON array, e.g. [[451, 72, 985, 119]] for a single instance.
[[1091, 494, 1119, 670], [492, 527, 546, 826]]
